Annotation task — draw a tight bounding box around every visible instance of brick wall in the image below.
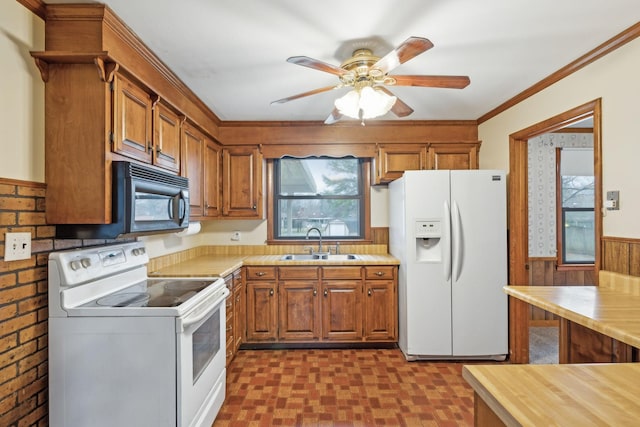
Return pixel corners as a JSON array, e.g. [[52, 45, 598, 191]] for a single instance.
[[0, 178, 128, 427]]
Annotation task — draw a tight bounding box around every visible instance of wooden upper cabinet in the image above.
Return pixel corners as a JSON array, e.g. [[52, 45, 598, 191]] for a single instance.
[[374, 142, 481, 184], [223, 146, 263, 218], [204, 139, 222, 218], [112, 73, 153, 164], [153, 101, 183, 173], [374, 144, 428, 184], [181, 121, 206, 217], [428, 143, 479, 170], [112, 73, 183, 173]]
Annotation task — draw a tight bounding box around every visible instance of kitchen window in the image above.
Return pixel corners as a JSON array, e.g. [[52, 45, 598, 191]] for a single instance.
[[271, 156, 368, 241]]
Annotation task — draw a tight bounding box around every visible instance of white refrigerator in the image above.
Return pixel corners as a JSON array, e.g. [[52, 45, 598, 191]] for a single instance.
[[389, 170, 508, 360]]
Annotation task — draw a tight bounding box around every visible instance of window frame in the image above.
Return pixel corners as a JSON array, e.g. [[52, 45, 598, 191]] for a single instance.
[[555, 147, 595, 269], [266, 157, 372, 244]]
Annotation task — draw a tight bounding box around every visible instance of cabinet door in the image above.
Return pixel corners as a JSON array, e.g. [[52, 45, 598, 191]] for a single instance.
[[428, 143, 479, 170], [181, 122, 205, 217], [364, 280, 397, 341], [112, 73, 153, 163], [153, 101, 182, 173], [233, 269, 245, 352], [279, 280, 320, 341], [375, 144, 428, 184], [222, 146, 263, 218], [224, 274, 235, 365], [321, 281, 362, 341], [204, 139, 222, 217], [246, 282, 278, 341]]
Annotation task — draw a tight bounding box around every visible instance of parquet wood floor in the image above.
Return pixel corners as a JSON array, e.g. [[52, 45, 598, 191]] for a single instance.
[[214, 348, 486, 427]]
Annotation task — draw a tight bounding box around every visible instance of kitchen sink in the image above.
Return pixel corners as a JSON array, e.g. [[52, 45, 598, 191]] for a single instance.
[[279, 253, 360, 261]]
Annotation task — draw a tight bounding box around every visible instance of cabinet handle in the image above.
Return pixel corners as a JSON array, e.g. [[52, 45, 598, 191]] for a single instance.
[[269, 289, 274, 296], [313, 289, 317, 296], [156, 146, 162, 153], [252, 204, 257, 209], [323, 289, 328, 297], [256, 271, 266, 277], [375, 271, 385, 277], [147, 143, 153, 153], [368, 289, 372, 296]]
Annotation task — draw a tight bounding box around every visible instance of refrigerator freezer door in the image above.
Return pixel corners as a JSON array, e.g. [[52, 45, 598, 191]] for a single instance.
[[450, 170, 508, 357], [401, 171, 453, 357]]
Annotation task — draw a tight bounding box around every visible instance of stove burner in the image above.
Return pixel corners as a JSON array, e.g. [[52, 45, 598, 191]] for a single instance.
[[96, 292, 150, 307]]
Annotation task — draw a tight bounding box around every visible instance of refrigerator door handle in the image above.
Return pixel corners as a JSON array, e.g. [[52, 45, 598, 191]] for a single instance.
[[451, 200, 463, 282], [443, 200, 452, 282]]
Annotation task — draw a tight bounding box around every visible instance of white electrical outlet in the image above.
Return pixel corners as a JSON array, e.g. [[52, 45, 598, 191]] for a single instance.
[[231, 231, 241, 241], [4, 232, 32, 261]]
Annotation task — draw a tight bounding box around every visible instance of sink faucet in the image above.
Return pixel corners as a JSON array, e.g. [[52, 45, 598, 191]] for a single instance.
[[305, 227, 323, 253]]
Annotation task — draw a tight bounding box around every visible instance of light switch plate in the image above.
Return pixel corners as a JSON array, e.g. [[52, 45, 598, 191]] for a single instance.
[[4, 232, 32, 261]]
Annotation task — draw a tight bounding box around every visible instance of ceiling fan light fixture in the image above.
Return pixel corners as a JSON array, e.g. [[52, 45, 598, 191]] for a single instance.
[[334, 86, 396, 120]]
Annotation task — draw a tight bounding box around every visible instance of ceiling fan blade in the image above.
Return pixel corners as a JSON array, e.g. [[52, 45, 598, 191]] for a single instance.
[[377, 87, 414, 118], [372, 37, 434, 74], [324, 108, 343, 125], [391, 75, 470, 89], [271, 85, 338, 104], [287, 56, 348, 76]]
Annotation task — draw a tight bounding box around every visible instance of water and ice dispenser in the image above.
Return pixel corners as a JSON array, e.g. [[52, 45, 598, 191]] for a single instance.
[[415, 220, 442, 262]]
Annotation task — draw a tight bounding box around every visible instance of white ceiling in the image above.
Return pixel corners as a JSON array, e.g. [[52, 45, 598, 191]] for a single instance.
[[44, 0, 640, 123]]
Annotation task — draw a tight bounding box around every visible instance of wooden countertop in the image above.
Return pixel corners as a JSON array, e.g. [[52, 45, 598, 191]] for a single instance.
[[463, 363, 640, 426], [504, 285, 640, 349], [149, 253, 399, 278]]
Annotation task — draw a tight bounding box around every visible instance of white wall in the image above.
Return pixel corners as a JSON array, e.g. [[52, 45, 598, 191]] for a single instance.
[[479, 37, 640, 239], [0, 2, 44, 182]]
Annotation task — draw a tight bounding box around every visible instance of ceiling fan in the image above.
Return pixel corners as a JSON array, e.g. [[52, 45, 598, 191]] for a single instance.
[[271, 37, 470, 124]]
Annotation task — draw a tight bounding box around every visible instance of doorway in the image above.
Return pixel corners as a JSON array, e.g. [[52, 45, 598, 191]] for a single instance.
[[507, 99, 602, 363]]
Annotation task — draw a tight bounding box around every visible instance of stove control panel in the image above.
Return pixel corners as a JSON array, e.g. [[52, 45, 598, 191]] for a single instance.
[[49, 242, 149, 286]]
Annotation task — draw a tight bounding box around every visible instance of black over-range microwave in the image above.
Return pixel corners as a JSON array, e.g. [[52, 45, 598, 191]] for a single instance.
[[56, 161, 190, 239]]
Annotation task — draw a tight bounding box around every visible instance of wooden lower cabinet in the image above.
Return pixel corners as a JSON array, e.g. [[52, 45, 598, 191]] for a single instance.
[[243, 264, 397, 345], [232, 269, 245, 353], [278, 267, 321, 341], [322, 280, 363, 340], [224, 273, 234, 365], [225, 268, 245, 366], [364, 280, 397, 341], [245, 267, 278, 341]]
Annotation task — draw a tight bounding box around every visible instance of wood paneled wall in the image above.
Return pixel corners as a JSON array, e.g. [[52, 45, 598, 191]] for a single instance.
[[528, 257, 595, 325], [601, 237, 640, 276]]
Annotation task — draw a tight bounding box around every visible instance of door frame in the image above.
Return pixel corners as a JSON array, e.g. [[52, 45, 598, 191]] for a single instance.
[[507, 98, 602, 362]]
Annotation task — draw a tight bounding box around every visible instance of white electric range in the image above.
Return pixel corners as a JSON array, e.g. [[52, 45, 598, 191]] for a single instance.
[[48, 242, 229, 427]]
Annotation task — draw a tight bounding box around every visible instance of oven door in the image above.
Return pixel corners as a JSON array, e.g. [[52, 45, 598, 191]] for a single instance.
[[176, 287, 229, 427]]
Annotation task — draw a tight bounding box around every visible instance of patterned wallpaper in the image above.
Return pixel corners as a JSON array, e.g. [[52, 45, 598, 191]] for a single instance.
[[528, 132, 593, 257]]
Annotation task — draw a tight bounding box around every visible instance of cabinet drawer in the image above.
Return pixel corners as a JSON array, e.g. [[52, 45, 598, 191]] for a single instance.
[[364, 266, 396, 280], [322, 266, 362, 280], [245, 266, 277, 280], [279, 266, 320, 280]]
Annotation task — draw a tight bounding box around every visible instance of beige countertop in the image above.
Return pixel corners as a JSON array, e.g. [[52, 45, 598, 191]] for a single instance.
[[504, 285, 640, 349], [149, 253, 399, 278], [463, 363, 640, 426], [242, 253, 400, 266]]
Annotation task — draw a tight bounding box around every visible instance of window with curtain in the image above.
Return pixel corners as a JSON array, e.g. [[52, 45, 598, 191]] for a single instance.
[[559, 148, 595, 264], [273, 156, 365, 240]]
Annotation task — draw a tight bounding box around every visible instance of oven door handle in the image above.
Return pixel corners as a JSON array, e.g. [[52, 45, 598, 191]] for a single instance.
[[180, 287, 230, 330]]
